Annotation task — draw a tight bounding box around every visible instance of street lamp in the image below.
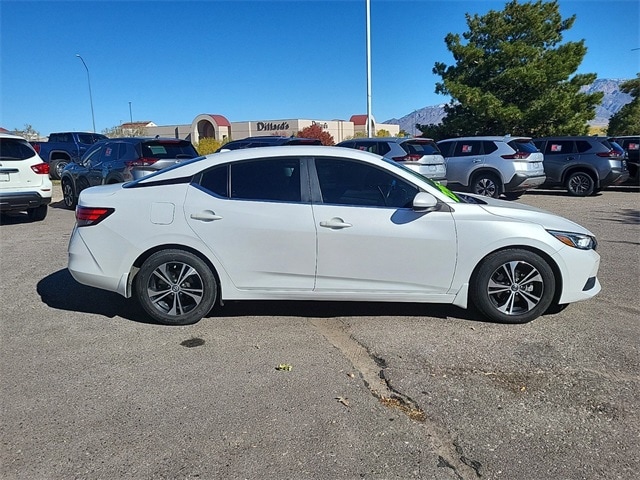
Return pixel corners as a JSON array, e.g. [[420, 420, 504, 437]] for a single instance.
[[365, 0, 372, 137], [75, 54, 96, 133]]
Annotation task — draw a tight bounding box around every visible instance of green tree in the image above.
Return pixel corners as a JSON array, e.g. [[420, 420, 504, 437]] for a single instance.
[[102, 124, 147, 138], [607, 74, 640, 135], [419, 0, 602, 139], [297, 124, 335, 145], [13, 124, 40, 141], [376, 129, 391, 137]]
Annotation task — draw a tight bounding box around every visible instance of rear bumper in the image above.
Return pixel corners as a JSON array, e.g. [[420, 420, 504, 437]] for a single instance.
[[0, 191, 52, 212], [504, 174, 546, 192], [599, 169, 630, 188]]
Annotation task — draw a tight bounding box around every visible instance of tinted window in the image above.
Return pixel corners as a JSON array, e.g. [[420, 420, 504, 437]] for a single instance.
[[482, 141, 498, 154], [141, 141, 197, 159], [509, 140, 538, 153], [77, 133, 106, 145], [575, 141, 593, 153], [404, 140, 440, 155], [82, 144, 104, 167], [454, 141, 481, 156], [0, 138, 36, 161], [545, 140, 574, 154], [437, 141, 454, 157], [315, 157, 418, 208], [230, 158, 301, 202], [198, 165, 228, 197]]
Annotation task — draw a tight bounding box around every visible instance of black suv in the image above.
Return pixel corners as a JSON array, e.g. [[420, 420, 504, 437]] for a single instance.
[[609, 135, 639, 183], [533, 136, 629, 196], [61, 137, 199, 209], [215, 136, 321, 152]]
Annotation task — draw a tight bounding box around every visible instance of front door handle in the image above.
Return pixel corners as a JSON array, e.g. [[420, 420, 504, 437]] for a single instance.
[[319, 217, 352, 229], [190, 210, 222, 222]]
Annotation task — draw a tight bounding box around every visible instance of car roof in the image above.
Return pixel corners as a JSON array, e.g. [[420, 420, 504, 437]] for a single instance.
[[438, 136, 531, 142], [134, 145, 386, 183], [0, 132, 29, 140]]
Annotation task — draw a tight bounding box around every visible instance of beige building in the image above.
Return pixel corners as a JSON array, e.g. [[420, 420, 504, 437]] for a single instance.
[[143, 113, 400, 144]]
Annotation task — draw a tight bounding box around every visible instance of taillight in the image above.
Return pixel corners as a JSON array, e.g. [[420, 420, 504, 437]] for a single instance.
[[392, 154, 422, 162], [501, 152, 531, 159], [596, 150, 620, 158], [75, 207, 114, 226], [31, 163, 50, 174], [126, 157, 159, 167]]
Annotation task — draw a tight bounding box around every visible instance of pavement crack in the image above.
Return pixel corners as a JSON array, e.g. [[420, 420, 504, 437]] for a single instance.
[[310, 318, 483, 479]]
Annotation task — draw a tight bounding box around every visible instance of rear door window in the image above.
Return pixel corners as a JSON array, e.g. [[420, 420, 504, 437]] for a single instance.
[[231, 157, 301, 202], [545, 140, 574, 154], [454, 141, 481, 156]]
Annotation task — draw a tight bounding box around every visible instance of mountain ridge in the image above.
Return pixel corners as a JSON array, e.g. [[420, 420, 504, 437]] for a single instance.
[[383, 78, 633, 134]]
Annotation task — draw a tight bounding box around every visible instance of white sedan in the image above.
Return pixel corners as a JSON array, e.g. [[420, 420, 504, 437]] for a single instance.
[[67, 146, 600, 325]]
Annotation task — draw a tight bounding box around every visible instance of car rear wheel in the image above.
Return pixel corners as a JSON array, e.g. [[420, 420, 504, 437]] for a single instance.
[[135, 249, 217, 325], [49, 159, 69, 180], [471, 173, 501, 198], [62, 179, 77, 209], [470, 249, 555, 324], [565, 171, 594, 196], [27, 204, 48, 221]]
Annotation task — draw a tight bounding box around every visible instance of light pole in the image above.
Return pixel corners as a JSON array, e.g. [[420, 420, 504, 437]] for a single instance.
[[75, 54, 96, 133], [365, 0, 372, 137]]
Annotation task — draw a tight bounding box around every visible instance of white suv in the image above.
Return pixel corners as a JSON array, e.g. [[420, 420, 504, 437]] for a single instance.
[[0, 133, 52, 221], [437, 136, 546, 199]]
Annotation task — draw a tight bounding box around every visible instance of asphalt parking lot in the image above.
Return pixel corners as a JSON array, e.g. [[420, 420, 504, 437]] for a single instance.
[[1, 183, 639, 480]]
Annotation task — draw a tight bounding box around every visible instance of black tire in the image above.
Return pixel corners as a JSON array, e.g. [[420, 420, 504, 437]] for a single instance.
[[62, 178, 77, 209], [135, 249, 217, 325], [470, 249, 556, 324], [471, 172, 501, 198], [502, 191, 524, 200], [27, 204, 48, 221], [565, 171, 595, 196], [49, 159, 69, 180]]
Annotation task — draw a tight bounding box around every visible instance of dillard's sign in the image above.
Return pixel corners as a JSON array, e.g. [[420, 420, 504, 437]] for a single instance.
[[256, 121, 290, 132]]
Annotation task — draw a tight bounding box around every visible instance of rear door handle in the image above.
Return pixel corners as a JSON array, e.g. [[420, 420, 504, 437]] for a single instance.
[[190, 210, 222, 222], [319, 217, 352, 229]]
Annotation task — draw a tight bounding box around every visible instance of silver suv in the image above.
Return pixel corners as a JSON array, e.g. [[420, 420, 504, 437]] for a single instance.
[[0, 133, 52, 221], [437, 136, 545, 199], [336, 137, 447, 184]]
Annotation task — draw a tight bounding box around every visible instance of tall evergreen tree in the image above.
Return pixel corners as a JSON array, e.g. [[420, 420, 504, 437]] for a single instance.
[[607, 74, 640, 135], [419, 0, 603, 140]]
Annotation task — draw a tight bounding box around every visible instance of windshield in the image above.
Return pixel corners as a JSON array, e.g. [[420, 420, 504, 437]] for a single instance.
[[382, 157, 462, 203]]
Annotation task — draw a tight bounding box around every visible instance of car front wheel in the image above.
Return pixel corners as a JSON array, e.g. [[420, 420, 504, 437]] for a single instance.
[[62, 179, 77, 209], [135, 249, 217, 325], [470, 249, 555, 324]]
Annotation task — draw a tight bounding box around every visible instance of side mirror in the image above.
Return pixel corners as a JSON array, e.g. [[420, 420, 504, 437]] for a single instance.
[[412, 192, 438, 211]]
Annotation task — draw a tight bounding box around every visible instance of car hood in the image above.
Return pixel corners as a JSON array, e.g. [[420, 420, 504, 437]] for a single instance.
[[462, 193, 594, 235]]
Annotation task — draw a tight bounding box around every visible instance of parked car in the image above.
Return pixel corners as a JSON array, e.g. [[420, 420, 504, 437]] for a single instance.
[[68, 145, 600, 326], [436, 136, 545, 199], [532, 136, 629, 196], [0, 132, 52, 221], [31, 131, 108, 180], [608, 135, 639, 184], [336, 137, 447, 184], [61, 137, 199, 209], [215, 136, 322, 152]]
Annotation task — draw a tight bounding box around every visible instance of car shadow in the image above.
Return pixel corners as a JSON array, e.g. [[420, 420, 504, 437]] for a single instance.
[[37, 269, 156, 324], [38, 269, 487, 325]]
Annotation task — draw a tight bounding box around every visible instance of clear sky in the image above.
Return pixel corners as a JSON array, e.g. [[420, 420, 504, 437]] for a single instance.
[[1, 0, 638, 136]]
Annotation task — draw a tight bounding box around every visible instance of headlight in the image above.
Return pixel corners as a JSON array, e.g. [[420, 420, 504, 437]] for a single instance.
[[547, 230, 597, 250]]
